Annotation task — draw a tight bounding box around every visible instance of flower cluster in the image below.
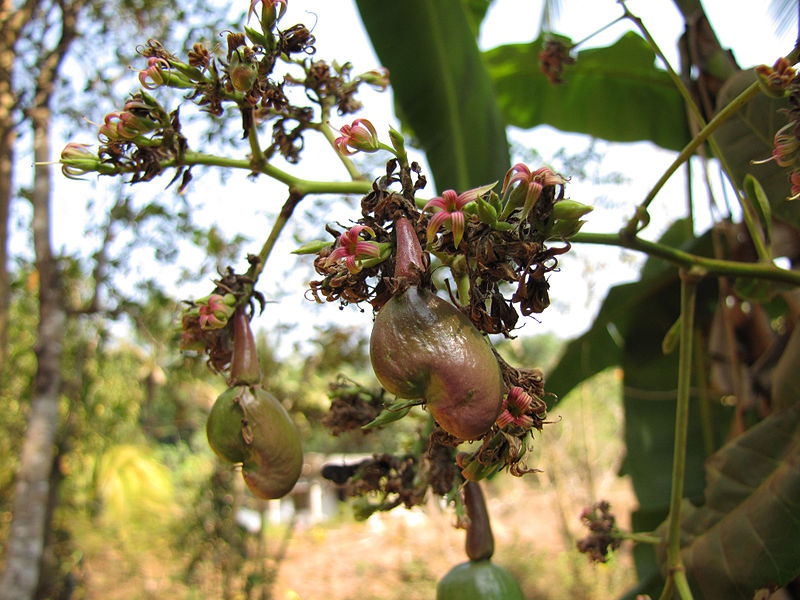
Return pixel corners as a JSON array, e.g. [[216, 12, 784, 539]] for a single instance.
[[755, 65, 800, 199], [539, 37, 575, 85], [576, 501, 622, 563], [755, 56, 797, 97]]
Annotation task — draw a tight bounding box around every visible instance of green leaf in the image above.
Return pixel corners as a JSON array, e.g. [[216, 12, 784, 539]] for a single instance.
[[460, 0, 492, 37], [485, 32, 690, 151], [714, 69, 800, 229], [661, 316, 681, 355], [771, 324, 800, 411], [355, 0, 510, 192], [361, 399, 417, 429], [662, 403, 800, 599]]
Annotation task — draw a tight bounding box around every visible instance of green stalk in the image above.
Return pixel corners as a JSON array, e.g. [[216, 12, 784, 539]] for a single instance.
[[246, 192, 304, 287], [622, 81, 761, 234], [662, 269, 700, 600], [674, 569, 695, 600], [620, 1, 777, 260], [72, 150, 373, 197], [571, 231, 800, 287], [245, 105, 266, 171], [693, 331, 716, 457], [623, 531, 662, 545], [317, 120, 364, 181]]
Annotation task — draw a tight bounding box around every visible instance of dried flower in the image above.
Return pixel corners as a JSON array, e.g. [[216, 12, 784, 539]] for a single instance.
[[755, 57, 797, 97], [358, 68, 390, 91], [539, 38, 575, 85]]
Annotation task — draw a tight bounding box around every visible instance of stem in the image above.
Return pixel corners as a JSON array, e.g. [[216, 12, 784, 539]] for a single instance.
[[658, 577, 676, 600], [623, 531, 663, 545], [570, 15, 626, 49], [246, 192, 304, 287], [245, 105, 266, 171], [624, 81, 761, 230], [693, 331, 716, 457], [572, 231, 800, 287], [317, 120, 364, 181], [78, 150, 373, 197], [620, 1, 781, 257], [620, 3, 706, 127], [662, 270, 699, 599], [674, 569, 695, 600]]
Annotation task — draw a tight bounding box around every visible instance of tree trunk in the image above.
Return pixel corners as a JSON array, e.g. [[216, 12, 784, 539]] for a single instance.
[[0, 0, 40, 371], [0, 2, 80, 597], [0, 104, 67, 600]]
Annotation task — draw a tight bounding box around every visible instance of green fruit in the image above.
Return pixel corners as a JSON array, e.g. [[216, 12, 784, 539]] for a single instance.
[[239, 387, 303, 500], [206, 386, 303, 499], [436, 560, 524, 600], [206, 387, 249, 464], [370, 286, 504, 439]]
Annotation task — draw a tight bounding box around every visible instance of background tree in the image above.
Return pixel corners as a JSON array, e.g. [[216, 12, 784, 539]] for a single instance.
[[0, 1, 232, 597]]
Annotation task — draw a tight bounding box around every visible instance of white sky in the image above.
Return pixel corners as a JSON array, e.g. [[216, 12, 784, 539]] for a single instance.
[[42, 0, 796, 356]]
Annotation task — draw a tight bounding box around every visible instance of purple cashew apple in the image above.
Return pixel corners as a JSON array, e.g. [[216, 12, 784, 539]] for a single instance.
[[369, 217, 504, 440], [206, 386, 303, 500]]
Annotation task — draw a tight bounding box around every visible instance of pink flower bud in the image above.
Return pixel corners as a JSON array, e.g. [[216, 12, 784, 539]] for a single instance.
[[138, 57, 169, 90], [333, 118, 380, 155]]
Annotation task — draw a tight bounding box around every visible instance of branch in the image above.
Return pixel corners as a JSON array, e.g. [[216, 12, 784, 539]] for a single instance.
[[571, 231, 800, 287], [71, 150, 374, 197]]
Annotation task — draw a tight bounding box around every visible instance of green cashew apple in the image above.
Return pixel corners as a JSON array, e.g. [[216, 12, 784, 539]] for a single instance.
[[436, 560, 524, 600], [206, 386, 250, 464], [206, 386, 303, 500], [370, 285, 504, 439]]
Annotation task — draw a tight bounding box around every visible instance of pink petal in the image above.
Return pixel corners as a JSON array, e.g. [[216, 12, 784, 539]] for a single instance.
[[450, 211, 465, 248], [325, 246, 351, 266], [496, 410, 514, 428], [422, 196, 448, 212], [344, 256, 361, 274], [354, 241, 380, 258], [426, 211, 451, 242]]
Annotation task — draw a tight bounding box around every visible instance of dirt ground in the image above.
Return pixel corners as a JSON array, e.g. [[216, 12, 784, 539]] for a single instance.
[[267, 469, 638, 600]]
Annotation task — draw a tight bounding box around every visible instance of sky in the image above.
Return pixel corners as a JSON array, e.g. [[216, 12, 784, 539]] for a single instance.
[[42, 0, 797, 357]]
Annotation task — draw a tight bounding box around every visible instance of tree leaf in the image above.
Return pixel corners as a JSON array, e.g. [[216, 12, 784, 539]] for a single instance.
[[771, 323, 800, 411], [485, 32, 690, 151], [355, 0, 510, 192], [662, 403, 800, 599], [714, 69, 800, 229]]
